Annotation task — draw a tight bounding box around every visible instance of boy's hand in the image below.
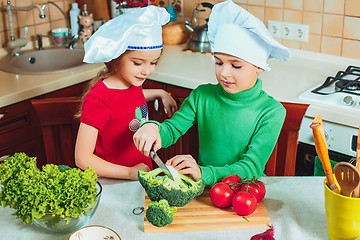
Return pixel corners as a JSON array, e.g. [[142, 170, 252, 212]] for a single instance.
[[166, 155, 201, 180], [133, 123, 161, 157], [161, 92, 178, 117]]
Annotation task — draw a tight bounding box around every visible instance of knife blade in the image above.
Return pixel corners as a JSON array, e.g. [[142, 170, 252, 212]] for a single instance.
[[150, 150, 175, 181]]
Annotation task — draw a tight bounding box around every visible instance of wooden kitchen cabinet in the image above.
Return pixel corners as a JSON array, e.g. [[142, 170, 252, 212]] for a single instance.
[[143, 80, 199, 163], [0, 80, 91, 167], [0, 100, 45, 167]]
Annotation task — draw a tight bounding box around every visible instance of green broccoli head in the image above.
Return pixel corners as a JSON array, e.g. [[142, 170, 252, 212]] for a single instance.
[[146, 199, 177, 227], [138, 166, 205, 207]]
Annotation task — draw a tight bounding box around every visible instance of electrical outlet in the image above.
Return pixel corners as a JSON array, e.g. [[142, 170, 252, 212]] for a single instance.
[[267, 20, 282, 39], [293, 23, 309, 42], [281, 22, 294, 40]]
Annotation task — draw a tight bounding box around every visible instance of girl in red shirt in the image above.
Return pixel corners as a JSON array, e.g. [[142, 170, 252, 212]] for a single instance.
[[75, 6, 177, 180]]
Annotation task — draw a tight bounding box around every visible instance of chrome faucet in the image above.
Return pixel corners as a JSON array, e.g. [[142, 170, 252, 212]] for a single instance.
[[2, 0, 45, 56], [3, 1, 76, 55]]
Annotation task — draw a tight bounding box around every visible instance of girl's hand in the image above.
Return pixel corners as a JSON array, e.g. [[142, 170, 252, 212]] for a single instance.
[[166, 155, 201, 180], [133, 123, 161, 156], [129, 163, 151, 180], [161, 92, 178, 117]]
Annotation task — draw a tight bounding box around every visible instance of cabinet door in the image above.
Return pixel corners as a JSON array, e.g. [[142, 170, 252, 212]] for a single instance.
[[166, 84, 199, 160], [0, 136, 46, 168]]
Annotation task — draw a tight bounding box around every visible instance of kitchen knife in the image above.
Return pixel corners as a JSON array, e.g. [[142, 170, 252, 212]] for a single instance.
[[310, 115, 340, 194], [150, 149, 175, 181]]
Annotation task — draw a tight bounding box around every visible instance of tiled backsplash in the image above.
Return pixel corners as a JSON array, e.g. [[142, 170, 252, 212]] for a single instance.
[[1, 0, 359, 60], [0, 0, 74, 49], [183, 0, 360, 60]]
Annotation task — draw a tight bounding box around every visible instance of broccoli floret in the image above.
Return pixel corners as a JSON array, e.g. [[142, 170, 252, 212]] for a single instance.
[[138, 166, 205, 207], [146, 199, 177, 227]]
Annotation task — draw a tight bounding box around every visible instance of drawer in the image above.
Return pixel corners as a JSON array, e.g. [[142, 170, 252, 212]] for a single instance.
[[0, 100, 41, 148]]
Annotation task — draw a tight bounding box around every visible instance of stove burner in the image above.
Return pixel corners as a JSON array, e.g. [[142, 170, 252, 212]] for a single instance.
[[335, 77, 360, 91], [311, 65, 360, 96]]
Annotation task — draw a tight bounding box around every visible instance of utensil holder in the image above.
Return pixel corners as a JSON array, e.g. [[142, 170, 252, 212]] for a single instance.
[[324, 180, 360, 240]]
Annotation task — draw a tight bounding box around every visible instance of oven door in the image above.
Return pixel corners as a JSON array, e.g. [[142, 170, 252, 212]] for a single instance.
[[295, 116, 358, 176]]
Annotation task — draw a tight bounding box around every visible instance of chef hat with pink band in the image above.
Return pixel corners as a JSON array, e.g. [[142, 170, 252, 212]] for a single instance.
[[83, 6, 170, 63], [207, 0, 290, 72]]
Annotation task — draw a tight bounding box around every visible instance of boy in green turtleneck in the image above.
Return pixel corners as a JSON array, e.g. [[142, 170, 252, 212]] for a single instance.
[[133, 0, 291, 186]]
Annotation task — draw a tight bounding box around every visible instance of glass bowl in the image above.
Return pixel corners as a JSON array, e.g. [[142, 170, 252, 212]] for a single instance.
[[33, 181, 102, 234]]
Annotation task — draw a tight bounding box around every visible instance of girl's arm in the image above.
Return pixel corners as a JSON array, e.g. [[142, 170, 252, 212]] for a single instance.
[[75, 123, 150, 180], [143, 89, 178, 117]]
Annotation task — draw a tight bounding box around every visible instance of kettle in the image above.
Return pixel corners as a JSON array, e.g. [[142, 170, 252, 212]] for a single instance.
[[185, 2, 213, 53]]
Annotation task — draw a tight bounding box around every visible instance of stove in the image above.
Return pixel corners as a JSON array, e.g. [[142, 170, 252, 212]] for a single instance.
[[296, 65, 360, 175], [298, 66, 360, 113]]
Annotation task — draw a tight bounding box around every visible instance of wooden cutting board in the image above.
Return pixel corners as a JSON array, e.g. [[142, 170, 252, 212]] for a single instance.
[[144, 189, 271, 232]]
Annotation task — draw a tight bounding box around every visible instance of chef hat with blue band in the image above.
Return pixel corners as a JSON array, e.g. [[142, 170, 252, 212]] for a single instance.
[[83, 6, 170, 63], [207, 0, 290, 72]]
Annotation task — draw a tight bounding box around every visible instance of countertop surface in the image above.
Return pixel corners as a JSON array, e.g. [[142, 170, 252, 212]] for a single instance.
[[1, 44, 360, 128], [0, 177, 329, 240]]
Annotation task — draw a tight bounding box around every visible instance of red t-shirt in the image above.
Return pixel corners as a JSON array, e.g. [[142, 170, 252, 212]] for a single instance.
[[81, 80, 152, 169]]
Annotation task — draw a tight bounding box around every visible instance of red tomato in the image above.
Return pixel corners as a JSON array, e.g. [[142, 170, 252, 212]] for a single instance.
[[222, 174, 242, 193], [232, 191, 257, 216], [209, 182, 234, 208], [240, 178, 266, 202]]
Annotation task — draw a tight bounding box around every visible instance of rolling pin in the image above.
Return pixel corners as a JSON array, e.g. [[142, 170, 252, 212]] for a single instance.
[[310, 115, 340, 194]]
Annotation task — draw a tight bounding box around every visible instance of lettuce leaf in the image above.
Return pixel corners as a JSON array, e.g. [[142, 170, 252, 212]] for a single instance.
[[0, 153, 98, 224]]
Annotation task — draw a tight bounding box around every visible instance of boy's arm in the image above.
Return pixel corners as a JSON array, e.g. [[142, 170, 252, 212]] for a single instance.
[[200, 106, 286, 186]]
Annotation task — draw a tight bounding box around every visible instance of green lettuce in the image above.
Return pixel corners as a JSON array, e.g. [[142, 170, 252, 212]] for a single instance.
[[0, 153, 98, 224]]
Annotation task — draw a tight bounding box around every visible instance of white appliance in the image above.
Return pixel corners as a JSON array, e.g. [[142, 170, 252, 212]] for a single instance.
[[296, 66, 359, 175]]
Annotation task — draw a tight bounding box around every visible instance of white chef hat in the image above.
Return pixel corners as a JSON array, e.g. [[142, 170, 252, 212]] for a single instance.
[[83, 6, 170, 63], [207, 0, 290, 72]]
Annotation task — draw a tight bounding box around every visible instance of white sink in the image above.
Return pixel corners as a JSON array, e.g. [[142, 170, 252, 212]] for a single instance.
[[0, 48, 86, 74]]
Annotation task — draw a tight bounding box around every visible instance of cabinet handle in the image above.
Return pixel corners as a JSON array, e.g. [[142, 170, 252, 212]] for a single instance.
[[0, 111, 8, 120], [154, 99, 159, 112], [0, 155, 10, 162]]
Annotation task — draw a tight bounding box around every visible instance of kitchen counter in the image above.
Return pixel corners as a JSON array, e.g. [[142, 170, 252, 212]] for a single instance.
[[0, 177, 329, 240], [1, 44, 360, 128]]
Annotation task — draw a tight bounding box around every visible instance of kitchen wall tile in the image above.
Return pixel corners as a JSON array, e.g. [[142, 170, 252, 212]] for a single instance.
[[247, 5, 265, 22], [322, 14, 343, 37], [50, 19, 67, 30], [266, 0, 283, 8], [345, 0, 360, 17], [34, 22, 52, 35], [284, 0, 303, 10], [303, 11, 322, 34], [265, 7, 283, 22], [283, 9, 302, 23], [342, 39, 360, 58], [321, 36, 341, 55], [282, 38, 301, 49], [301, 34, 321, 52], [233, 0, 247, 4], [343, 16, 360, 40], [248, 0, 265, 6], [303, 0, 323, 12], [183, 0, 198, 22], [324, 0, 344, 14], [16, 9, 35, 28], [48, 1, 65, 21]]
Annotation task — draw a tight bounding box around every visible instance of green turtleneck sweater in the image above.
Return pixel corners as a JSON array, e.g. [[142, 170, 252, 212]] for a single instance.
[[158, 79, 286, 186]]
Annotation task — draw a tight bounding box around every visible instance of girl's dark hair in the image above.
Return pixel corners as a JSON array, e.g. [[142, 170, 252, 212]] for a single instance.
[[75, 56, 123, 119]]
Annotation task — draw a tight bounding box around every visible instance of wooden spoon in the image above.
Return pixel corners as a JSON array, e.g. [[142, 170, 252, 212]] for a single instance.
[[353, 125, 360, 197], [334, 162, 360, 197]]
